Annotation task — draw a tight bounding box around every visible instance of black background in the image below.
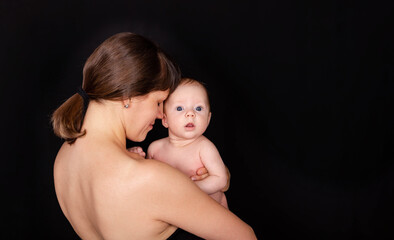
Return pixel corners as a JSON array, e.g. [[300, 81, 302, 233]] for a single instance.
[[1, 1, 394, 239]]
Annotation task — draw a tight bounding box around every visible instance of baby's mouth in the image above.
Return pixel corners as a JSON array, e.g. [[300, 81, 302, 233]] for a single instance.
[[185, 123, 195, 128]]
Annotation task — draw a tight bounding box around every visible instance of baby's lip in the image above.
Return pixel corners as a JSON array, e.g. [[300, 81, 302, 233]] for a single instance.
[[185, 123, 195, 128]]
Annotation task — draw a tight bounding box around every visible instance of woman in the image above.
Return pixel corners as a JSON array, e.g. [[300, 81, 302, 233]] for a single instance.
[[52, 32, 256, 240]]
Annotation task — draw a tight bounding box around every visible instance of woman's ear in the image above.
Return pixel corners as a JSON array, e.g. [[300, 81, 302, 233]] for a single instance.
[[162, 113, 169, 128], [122, 98, 131, 109]]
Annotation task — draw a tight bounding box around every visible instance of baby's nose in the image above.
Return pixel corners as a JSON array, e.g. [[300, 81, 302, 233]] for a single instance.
[[185, 110, 195, 118]]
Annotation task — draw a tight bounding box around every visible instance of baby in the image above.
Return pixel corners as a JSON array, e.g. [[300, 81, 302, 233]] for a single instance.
[[148, 78, 228, 208]]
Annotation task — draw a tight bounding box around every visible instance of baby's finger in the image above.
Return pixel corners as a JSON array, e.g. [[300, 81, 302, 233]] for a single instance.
[[128, 146, 141, 152], [199, 173, 209, 179], [128, 147, 137, 152], [127, 147, 146, 158]]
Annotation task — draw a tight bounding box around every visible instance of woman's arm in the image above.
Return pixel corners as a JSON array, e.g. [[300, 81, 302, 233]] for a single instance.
[[145, 160, 257, 240]]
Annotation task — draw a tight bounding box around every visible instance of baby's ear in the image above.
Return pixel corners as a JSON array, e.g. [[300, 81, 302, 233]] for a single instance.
[[208, 112, 212, 125], [162, 113, 169, 128]]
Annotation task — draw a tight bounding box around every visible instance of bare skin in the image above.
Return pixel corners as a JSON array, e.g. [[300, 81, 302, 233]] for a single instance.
[[54, 92, 256, 239], [128, 146, 226, 185], [148, 81, 229, 208], [148, 136, 228, 208]]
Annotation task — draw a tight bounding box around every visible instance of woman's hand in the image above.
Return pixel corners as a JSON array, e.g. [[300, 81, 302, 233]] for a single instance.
[[190, 167, 209, 181], [127, 146, 146, 158], [191, 166, 231, 192]]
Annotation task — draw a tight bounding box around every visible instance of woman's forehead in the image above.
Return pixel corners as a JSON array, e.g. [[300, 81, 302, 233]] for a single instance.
[[150, 90, 170, 99], [133, 90, 169, 102]]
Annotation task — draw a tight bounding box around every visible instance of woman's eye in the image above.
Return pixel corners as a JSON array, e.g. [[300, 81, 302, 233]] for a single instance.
[[176, 106, 183, 111], [195, 106, 202, 111]]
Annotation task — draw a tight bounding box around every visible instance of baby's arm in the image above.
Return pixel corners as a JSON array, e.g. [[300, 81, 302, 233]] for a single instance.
[[192, 165, 231, 192], [146, 138, 164, 161], [194, 140, 228, 195], [147, 146, 154, 159]]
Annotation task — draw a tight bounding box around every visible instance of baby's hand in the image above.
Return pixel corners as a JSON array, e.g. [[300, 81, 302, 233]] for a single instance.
[[191, 167, 209, 181], [127, 146, 146, 158]]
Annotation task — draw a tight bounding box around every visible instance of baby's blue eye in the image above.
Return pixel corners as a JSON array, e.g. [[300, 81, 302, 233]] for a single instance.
[[195, 106, 202, 111], [176, 106, 183, 111]]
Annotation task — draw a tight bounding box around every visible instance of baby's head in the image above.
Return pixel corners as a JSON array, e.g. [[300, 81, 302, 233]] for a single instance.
[[162, 78, 212, 138], [167, 78, 210, 106]]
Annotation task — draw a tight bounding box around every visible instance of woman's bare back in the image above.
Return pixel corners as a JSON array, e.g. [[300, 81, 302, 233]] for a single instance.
[[54, 138, 256, 240], [54, 140, 177, 240]]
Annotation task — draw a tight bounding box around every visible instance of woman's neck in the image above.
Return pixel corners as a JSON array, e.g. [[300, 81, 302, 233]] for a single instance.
[[81, 100, 127, 147]]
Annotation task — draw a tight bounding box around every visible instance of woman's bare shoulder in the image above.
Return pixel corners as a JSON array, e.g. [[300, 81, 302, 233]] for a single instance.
[[128, 158, 201, 201], [118, 158, 201, 217], [135, 158, 187, 183]]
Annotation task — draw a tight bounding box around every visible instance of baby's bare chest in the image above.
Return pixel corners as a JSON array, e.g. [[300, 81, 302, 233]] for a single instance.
[[156, 147, 204, 177]]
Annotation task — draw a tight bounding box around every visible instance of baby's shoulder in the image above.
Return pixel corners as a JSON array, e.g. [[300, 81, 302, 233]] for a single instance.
[[197, 135, 213, 144], [197, 135, 217, 149], [147, 138, 169, 157], [149, 137, 169, 148]]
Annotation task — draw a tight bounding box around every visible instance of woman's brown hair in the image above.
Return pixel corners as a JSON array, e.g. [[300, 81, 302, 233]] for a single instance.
[[51, 32, 181, 144]]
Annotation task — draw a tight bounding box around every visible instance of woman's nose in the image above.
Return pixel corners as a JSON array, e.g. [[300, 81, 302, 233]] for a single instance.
[[157, 104, 164, 119]]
